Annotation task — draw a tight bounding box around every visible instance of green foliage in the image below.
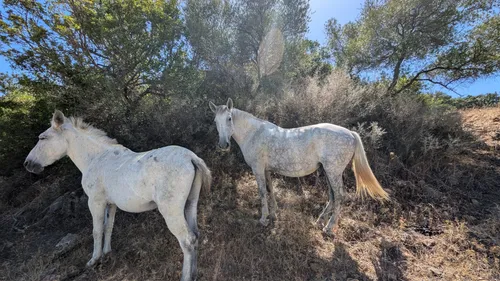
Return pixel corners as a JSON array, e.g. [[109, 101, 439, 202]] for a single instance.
[[419, 92, 499, 109], [0, 87, 53, 175], [185, 0, 323, 97], [326, 0, 500, 94], [282, 39, 332, 82], [0, 0, 198, 117]]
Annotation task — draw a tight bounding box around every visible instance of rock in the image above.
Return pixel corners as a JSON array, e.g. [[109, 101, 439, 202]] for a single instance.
[[471, 199, 480, 205], [308, 261, 323, 273], [45, 195, 65, 214], [422, 240, 436, 249], [429, 266, 443, 276], [54, 233, 81, 256], [3, 241, 14, 249], [40, 268, 59, 281], [492, 132, 500, 141], [40, 274, 62, 281], [65, 265, 80, 278]]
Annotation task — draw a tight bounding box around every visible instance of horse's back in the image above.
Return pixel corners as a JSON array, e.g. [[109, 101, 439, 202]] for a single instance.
[[252, 122, 356, 176], [262, 122, 354, 147], [86, 145, 197, 212]]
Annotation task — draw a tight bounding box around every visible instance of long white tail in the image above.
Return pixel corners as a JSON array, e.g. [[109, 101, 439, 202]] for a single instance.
[[351, 132, 389, 201], [191, 156, 212, 195]]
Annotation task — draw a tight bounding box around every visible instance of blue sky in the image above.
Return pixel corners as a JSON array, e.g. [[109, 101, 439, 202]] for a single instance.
[[1, 0, 498, 96]]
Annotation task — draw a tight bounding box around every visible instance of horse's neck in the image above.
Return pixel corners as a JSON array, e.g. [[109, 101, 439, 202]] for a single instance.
[[65, 129, 115, 173], [232, 109, 267, 146]]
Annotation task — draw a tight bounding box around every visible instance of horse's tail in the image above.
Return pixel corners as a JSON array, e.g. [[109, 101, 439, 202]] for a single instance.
[[191, 156, 212, 196], [351, 131, 389, 201]]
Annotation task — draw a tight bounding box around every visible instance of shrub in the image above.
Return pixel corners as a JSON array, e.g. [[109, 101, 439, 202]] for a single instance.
[[0, 89, 53, 175]]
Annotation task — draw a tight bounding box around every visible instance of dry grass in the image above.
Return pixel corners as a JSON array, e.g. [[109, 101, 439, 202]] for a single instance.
[[461, 106, 500, 149], [1, 99, 499, 280], [1, 169, 498, 281]]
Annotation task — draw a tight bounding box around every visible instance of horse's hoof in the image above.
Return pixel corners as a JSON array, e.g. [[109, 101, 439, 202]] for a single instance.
[[322, 226, 337, 238], [86, 258, 98, 267], [259, 217, 270, 226]]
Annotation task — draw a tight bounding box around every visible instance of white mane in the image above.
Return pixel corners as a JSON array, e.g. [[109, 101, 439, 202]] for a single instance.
[[68, 117, 118, 145]]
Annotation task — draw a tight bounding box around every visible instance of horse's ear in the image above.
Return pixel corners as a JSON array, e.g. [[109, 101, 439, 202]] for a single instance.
[[226, 98, 233, 110], [52, 110, 65, 129], [209, 101, 217, 113]]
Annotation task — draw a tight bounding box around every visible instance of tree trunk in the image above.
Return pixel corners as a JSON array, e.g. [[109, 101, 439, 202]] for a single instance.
[[388, 56, 405, 95]]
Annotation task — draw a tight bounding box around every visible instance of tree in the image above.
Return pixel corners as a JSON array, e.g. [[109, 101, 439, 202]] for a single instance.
[[0, 0, 197, 117], [184, 0, 315, 95], [326, 0, 500, 95], [0, 84, 53, 174]]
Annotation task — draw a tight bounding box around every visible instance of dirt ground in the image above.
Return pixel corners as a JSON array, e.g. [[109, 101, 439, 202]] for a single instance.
[[1, 107, 499, 281], [461, 106, 500, 149]]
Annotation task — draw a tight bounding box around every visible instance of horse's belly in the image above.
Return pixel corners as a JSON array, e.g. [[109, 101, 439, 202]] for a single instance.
[[269, 160, 320, 177], [112, 197, 157, 213], [105, 181, 157, 213]]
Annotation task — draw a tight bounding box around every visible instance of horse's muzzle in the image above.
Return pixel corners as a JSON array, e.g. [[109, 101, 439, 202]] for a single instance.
[[218, 142, 230, 151], [24, 160, 44, 174]]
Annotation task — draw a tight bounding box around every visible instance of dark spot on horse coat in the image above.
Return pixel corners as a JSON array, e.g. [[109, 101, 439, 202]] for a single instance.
[[114, 150, 119, 155], [153, 156, 158, 162]]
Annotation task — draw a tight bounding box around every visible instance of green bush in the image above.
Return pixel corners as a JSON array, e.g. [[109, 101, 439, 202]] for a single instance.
[[420, 92, 500, 109], [0, 88, 54, 175]]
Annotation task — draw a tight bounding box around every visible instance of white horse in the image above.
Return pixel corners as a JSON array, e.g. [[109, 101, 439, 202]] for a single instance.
[[209, 98, 388, 234], [24, 111, 211, 281]]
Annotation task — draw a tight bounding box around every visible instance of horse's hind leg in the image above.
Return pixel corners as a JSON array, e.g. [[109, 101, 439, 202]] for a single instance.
[[316, 177, 334, 226], [159, 202, 198, 281], [265, 170, 277, 220], [322, 170, 344, 235]]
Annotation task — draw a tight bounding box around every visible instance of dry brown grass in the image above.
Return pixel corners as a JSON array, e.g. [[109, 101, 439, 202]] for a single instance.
[[2, 153, 499, 281], [1, 169, 498, 281], [461, 106, 500, 149]]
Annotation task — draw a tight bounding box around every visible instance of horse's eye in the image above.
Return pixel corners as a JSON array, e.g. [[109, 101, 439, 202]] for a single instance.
[[228, 117, 232, 121], [39, 136, 47, 140]]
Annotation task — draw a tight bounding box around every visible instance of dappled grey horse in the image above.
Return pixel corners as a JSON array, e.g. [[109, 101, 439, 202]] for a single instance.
[[24, 111, 211, 281], [209, 98, 388, 234]]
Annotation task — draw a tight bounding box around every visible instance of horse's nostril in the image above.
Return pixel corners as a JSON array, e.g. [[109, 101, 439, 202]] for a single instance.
[[24, 160, 29, 168]]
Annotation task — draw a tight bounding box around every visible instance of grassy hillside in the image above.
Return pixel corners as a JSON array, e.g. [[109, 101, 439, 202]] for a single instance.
[[1, 104, 499, 281]]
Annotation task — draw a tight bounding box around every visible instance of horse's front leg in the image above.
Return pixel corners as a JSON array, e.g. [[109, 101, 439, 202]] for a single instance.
[[265, 170, 277, 220], [87, 198, 107, 267], [103, 204, 117, 255], [253, 169, 270, 226]]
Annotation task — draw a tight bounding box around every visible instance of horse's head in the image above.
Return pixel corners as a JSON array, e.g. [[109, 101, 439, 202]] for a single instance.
[[24, 110, 69, 174], [209, 98, 234, 151]]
